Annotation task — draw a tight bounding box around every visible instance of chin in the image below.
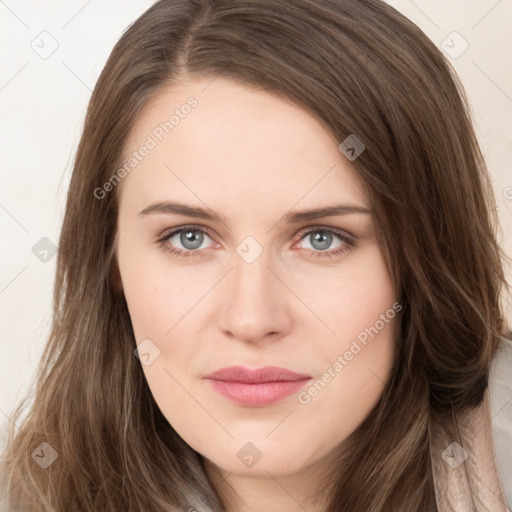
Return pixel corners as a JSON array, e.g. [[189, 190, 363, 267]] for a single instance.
[[205, 443, 315, 477]]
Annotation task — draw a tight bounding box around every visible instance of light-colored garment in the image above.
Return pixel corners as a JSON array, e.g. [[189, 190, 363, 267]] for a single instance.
[[490, 336, 512, 508], [430, 336, 512, 511]]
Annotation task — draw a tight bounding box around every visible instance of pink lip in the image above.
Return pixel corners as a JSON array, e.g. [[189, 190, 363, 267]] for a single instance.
[[203, 365, 312, 406]]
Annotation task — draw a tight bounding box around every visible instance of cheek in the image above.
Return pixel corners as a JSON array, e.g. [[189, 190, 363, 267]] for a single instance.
[[294, 244, 398, 430], [297, 316, 397, 457], [292, 241, 396, 345], [117, 230, 202, 342], [120, 264, 203, 425]]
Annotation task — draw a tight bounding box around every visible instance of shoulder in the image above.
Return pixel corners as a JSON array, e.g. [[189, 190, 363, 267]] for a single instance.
[[489, 335, 512, 509]]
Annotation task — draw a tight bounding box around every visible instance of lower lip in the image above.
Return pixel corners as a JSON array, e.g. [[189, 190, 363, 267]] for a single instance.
[[204, 378, 311, 406]]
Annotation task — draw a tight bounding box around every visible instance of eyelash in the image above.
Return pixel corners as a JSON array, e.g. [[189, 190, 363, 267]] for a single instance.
[[156, 225, 355, 260]]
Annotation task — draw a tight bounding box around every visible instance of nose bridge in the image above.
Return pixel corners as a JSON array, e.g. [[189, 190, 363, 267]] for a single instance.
[[233, 248, 271, 296], [231, 243, 278, 308]]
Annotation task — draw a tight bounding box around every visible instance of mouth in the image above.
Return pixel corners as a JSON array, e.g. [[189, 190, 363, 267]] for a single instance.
[[202, 365, 312, 406]]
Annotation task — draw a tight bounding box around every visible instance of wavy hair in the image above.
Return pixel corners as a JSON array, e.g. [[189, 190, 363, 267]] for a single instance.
[[1, 0, 510, 510]]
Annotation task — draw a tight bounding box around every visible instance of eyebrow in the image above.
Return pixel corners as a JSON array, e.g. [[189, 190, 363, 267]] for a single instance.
[[138, 200, 371, 224]]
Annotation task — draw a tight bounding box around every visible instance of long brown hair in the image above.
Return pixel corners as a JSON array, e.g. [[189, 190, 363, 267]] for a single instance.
[[1, 0, 510, 510]]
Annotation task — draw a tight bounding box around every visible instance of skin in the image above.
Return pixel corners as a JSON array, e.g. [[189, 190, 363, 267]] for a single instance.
[[115, 76, 399, 511]]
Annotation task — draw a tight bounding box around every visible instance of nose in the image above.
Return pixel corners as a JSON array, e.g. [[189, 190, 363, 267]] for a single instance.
[[216, 249, 293, 344]]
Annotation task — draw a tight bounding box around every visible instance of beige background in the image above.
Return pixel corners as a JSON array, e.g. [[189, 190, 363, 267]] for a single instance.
[[0, 0, 511, 463]]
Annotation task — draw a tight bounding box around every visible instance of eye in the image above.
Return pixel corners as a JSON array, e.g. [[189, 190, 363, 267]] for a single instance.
[[156, 225, 216, 258], [294, 227, 354, 259], [156, 225, 355, 259]]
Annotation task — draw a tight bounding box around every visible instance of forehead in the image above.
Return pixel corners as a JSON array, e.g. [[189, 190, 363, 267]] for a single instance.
[[119, 77, 368, 215]]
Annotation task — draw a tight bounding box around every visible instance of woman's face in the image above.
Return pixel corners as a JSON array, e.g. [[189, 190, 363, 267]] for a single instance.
[[116, 77, 398, 482]]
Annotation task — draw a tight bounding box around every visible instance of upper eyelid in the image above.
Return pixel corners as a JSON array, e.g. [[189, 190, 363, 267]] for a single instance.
[[298, 225, 353, 238], [157, 224, 214, 242]]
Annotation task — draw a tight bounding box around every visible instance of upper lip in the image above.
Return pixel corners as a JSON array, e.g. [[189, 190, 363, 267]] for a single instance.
[[203, 365, 311, 384]]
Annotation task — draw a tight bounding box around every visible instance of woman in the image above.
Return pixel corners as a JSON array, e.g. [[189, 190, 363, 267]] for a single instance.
[[1, 0, 511, 510]]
